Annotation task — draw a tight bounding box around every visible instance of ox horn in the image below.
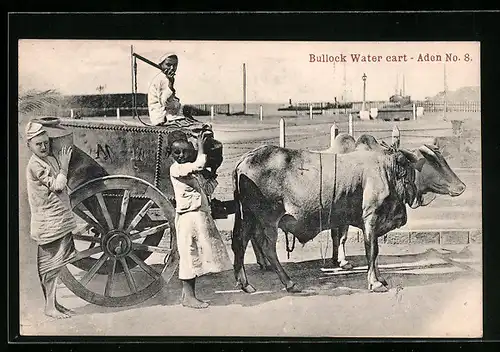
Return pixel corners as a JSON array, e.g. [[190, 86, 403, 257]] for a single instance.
[[431, 137, 441, 149], [391, 125, 401, 149], [399, 148, 419, 164], [419, 144, 438, 159], [425, 143, 440, 152]]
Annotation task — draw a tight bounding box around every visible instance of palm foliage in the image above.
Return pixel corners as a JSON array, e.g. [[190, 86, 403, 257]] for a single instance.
[[18, 89, 62, 114]]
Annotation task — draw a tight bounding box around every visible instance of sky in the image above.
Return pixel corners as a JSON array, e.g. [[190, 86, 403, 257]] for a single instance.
[[18, 40, 480, 104]]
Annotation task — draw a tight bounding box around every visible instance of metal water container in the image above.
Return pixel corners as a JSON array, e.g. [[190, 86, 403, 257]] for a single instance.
[[31, 117, 108, 190], [32, 116, 73, 155]]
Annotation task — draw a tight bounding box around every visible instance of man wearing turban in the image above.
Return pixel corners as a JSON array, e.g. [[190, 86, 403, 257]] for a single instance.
[[148, 53, 201, 127]]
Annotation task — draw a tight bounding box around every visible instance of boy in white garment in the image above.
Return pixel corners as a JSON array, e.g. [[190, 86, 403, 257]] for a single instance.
[[25, 121, 77, 319], [168, 130, 232, 308]]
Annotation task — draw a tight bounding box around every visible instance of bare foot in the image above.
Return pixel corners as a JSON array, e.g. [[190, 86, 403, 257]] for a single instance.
[[45, 308, 71, 319], [181, 297, 209, 309], [241, 283, 257, 294], [369, 281, 389, 293], [286, 282, 302, 293], [56, 302, 75, 315], [339, 260, 354, 270]]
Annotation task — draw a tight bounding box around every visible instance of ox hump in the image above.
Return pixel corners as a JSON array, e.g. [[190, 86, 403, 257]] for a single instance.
[[241, 145, 300, 171], [355, 134, 383, 152]]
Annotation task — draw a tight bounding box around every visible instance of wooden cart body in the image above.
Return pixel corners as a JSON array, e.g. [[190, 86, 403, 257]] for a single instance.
[[31, 117, 227, 308]]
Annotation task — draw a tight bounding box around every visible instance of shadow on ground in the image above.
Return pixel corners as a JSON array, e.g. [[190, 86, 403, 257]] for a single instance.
[[69, 247, 481, 316]]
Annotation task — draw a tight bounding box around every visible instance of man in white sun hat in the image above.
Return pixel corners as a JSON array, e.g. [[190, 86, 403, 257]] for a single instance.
[[148, 52, 204, 128], [25, 121, 78, 319]]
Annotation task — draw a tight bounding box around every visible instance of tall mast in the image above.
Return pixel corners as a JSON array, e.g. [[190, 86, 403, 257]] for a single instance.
[[402, 74, 406, 96], [395, 73, 399, 95]]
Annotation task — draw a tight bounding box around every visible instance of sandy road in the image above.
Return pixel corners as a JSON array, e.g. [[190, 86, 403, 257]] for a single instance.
[[19, 243, 482, 337]]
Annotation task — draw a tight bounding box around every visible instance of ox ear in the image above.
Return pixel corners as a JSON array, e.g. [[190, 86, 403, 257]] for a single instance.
[[421, 193, 437, 206], [431, 137, 441, 151], [399, 148, 419, 164], [414, 158, 426, 172]]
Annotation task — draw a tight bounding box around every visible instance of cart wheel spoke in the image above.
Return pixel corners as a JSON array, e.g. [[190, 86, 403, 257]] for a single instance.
[[95, 193, 114, 231], [72, 224, 101, 244], [128, 253, 161, 280], [73, 204, 106, 235], [119, 257, 137, 293], [70, 246, 104, 263], [104, 258, 118, 297], [80, 253, 109, 286], [129, 222, 170, 241], [132, 243, 172, 255], [118, 190, 131, 230], [126, 200, 154, 233], [88, 229, 100, 249], [73, 223, 93, 237], [73, 234, 101, 243]]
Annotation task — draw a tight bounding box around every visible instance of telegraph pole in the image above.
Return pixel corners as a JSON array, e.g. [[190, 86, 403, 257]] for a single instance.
[[443, 64, 448, 121], [342, 62, 347, 102], [243, 63, 247, 115]]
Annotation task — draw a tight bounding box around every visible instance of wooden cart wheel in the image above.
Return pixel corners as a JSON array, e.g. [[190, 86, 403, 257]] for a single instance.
[[60, 175, 178, 307], [70, 197, 164, 274]]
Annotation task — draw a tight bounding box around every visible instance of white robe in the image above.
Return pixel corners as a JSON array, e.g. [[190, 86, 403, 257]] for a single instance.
[[147, 73, 185, 125], [26, 154, 77, 245], [170, 154, 231, 280]]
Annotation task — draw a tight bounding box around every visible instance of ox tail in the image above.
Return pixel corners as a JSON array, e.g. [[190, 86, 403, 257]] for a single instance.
[[231, 144, 271, 229], [231, 144, 273, 241], [232, 157, 245, 243]]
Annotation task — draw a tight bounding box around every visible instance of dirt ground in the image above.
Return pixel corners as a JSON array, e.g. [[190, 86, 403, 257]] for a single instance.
[[16, 111, 483, 338], [19, 243, 482, 337]]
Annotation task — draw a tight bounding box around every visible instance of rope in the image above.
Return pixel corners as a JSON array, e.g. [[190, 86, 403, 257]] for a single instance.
[[318, 153, 328, 264], [284, 231, 296, 259], [321, 152, 337, 265], [132, 56, 137, 119], [319, 153, 323, 232]]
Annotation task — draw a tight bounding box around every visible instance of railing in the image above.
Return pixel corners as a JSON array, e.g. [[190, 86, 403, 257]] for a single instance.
[[294, 100, 480, 113], [190, 104, 231, 115], [420, 100, 481, 113], [27, 104, 232, 119], [24, 100, 480, 120]]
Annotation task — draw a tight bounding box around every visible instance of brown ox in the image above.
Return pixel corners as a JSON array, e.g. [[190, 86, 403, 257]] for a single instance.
[[232, 144, 423, 293], [249, 133, 466, 274]]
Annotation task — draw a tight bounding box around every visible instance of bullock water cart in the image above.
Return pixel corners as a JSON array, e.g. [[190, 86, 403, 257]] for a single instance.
[[32, 116, 235, 308]]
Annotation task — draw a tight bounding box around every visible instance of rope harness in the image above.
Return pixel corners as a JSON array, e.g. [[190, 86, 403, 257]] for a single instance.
[[284, 151, 337, 262], [321, 152, 338, 264], [284, 230, 296, 259]]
